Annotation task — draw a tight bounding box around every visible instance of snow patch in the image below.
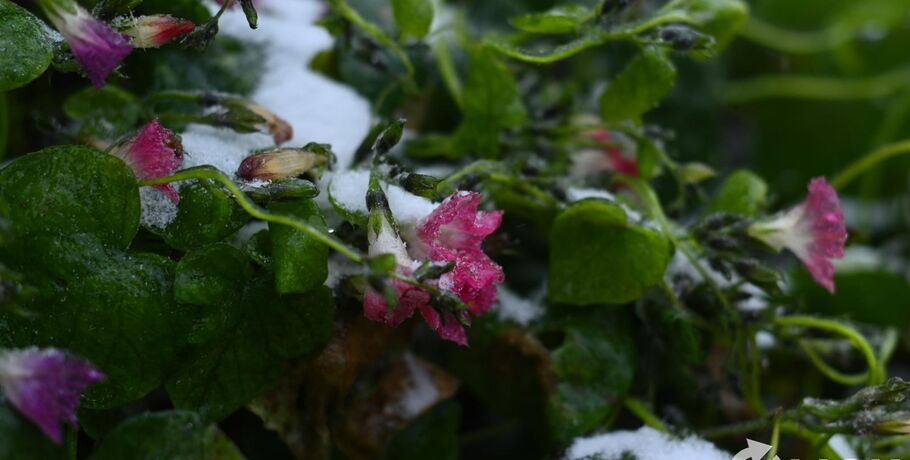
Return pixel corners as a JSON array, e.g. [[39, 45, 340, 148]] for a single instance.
[[565, 426, 729, 460], [496, 286, 544, 326], [140, 0, 372, 227], [328, 169, 438, 227], [398, 353, 439, 418]]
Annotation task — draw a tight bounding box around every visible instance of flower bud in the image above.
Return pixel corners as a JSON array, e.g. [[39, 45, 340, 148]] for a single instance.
[[237, 144, 332, 182], [37, 0, 133, 87], [118, 15, 195, 48]]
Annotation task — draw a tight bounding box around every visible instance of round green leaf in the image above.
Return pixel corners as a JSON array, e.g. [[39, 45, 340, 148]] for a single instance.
[[90, 411, 244, 460], [548, 199, 671, 305], [0, 145, 140, 248], [268, 199, 328, 295], [63, 86, 144, 141], [600, 47, 677, 123], [0, 0, 54, 91], [160, 181, 249, 250], [391, 0, 433, 39], [509, 5, 590, 34]]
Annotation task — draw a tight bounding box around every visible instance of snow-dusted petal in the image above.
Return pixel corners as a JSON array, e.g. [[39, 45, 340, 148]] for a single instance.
[[748, 177, 847, 293], [40, 0, 132, 87], [0, 348, 104, 444], [113, 120, 184, 202], [119, 15, 194, 48]]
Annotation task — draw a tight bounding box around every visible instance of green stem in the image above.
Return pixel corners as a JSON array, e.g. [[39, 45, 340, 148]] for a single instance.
[[768, 414, 781, 460], [139, 167, 365, 263], [797, 339, 867, 386], [739, 18, 842, 54], [624, 398, 668, 433], [773, 315, 883, 385], [723, 67, 910, 104], [0, 92, 7, 161], [831, 139, 910, 190]]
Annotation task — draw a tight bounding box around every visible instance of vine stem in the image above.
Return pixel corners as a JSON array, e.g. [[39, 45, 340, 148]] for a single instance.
[[624, 398, 668, 433], [139, 167, 365, 263], [739, 18, 843, 54], [773, 315, 884, 385], [723, 67, 910, 104], [831, 139, 910, 190]]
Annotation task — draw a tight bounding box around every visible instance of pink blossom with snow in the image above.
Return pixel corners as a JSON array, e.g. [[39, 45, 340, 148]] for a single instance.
[[38, 0, 133, 87], [0, 348, 104, 444], [748, 177, 847, 293], [363, 192, 504, 345], [113, 120, 184, 202]]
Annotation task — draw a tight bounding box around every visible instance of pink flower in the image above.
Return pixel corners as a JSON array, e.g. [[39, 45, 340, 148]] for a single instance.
[[38, 0, 133, 87], [119, 15, 195, 48], [590, 129, 639, 177], [362, 192, 504, 346], [113, 120, 184, 202], [0, 348, 104, 444], [748, 177, 847, 293]]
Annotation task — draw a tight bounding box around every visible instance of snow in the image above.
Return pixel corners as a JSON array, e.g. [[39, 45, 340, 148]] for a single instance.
[[565, 426, 730, 460], [140, 0, 372, 227], [495, 286, 544, 326], [328, 169, 438, 227], [565, 187, 644, 223], [139, 187, 178, 229], [398, 353, 439, 418], [665, 251, 769, 312]]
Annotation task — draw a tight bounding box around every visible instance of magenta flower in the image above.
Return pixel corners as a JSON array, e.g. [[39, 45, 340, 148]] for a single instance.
[[113, 120, 184, 202], [0, 348, 104, 444], [119, 15, 195, 48], [38, 0, 133, 87], [363, 192, 504, 346], [748, 177, 848, 293]]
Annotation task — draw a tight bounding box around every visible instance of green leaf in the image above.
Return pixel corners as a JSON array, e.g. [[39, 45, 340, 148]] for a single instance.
[[175, 243, 252, 307], [89, 411, 245, 460], [391, 0, 433, 39], [454, 47, 527, 158], [547, 309, 636, 442], [487, 33, 604, 64], [268, 199, 328, 295], [600, 47, 677, 123], [2, 234, 189, 408], [380, 402, 460, 460], [0, 145, 139, 248], [160, 180, 249, 250], [167, 277, 334, 421], [0, 0, 54, 91], [549, 199, 671, 304], [63, 86, 144, 141], [509, 5, 590, 34], [710, 169, 768, 216], [0, 403, 68, 460]]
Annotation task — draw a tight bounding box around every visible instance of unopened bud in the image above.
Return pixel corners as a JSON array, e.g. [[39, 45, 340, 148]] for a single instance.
[[118, 15, 195, 48], [237, 145, 332, 181]]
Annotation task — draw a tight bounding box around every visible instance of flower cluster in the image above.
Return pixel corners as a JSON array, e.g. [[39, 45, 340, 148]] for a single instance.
[[364, 192, 504, 345], [0, 348, 103, 443], [748, 177, 848, 293]]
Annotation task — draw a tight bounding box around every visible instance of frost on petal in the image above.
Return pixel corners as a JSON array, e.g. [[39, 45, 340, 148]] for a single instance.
[[114, 120, 184, 203], [120, 15, 194, 48], [44, 2, 133, 87], [418, 191, 503, 254], [418, 305, 468, 346], [749, 177, 847, 293], [363, 278, 429, 327], [0, 348, 104, 444], [441, 251, 504, 315]]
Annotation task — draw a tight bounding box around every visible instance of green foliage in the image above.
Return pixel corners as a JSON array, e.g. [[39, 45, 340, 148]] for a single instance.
[[381, 402, 460, 460], [167, 270, 334, 421], [454, 47, 527, 158], [549, 199, 671, 305], [268, 199, 329, 294], [0, 403, 68, 460], [711, 169, 768, 216], [600, 47, 677, 123], [509, 5, 591, 35], [89, 411, 244, 460], [0, 0, 53, 91], [159, 181, 248, 250], [63, 86, 144, 141], [391, 0, 433, 39], [0, 146, 140, 248]]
